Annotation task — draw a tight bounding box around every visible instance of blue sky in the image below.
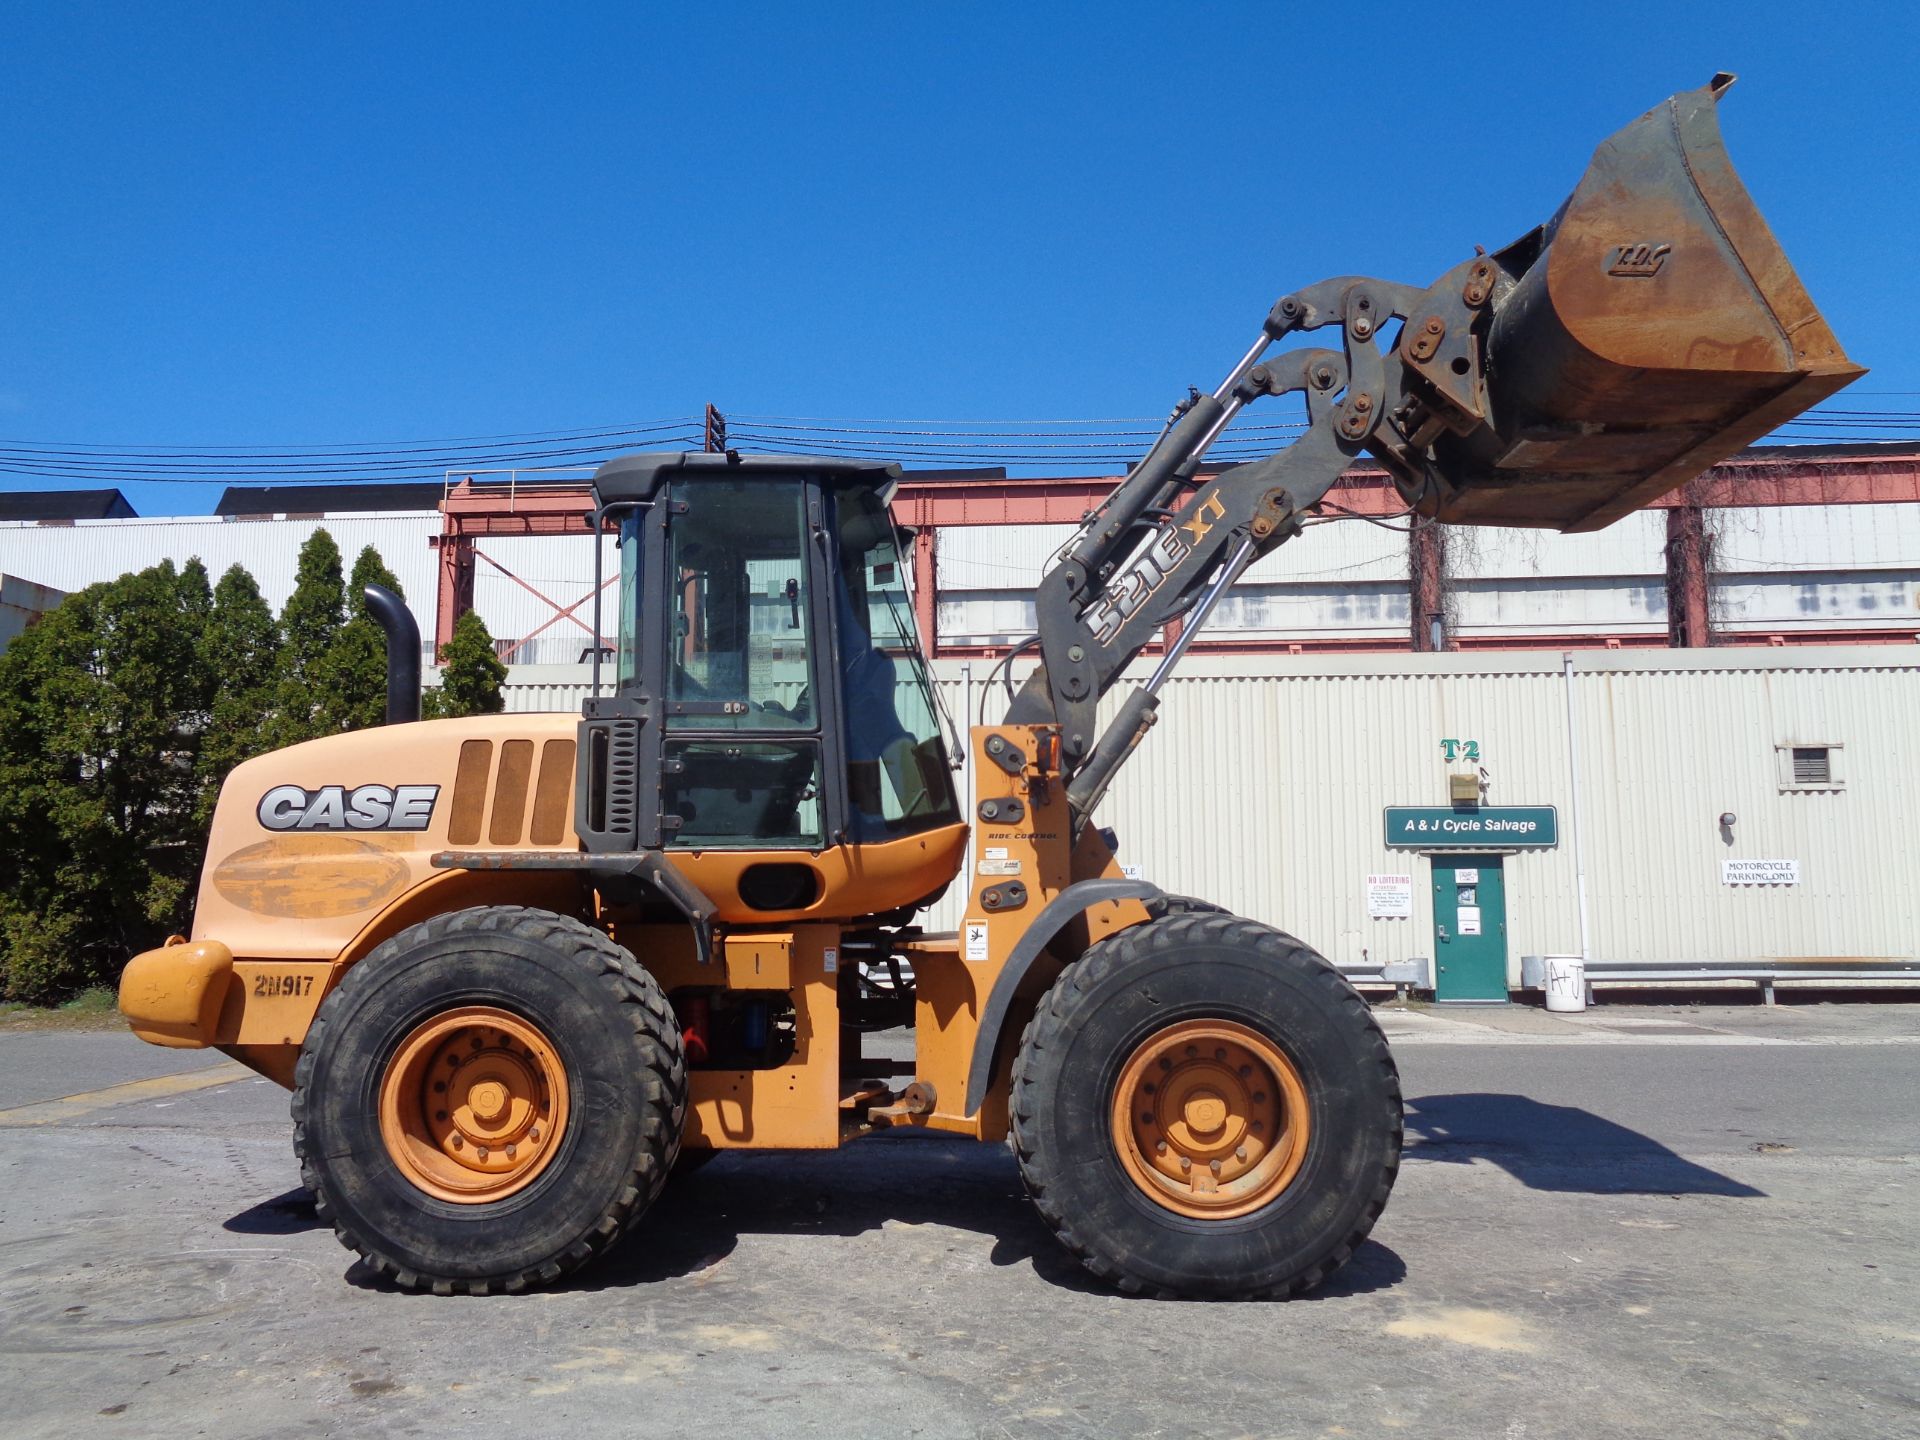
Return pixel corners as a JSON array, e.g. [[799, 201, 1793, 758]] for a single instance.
[[2, 2, 1914, 514]]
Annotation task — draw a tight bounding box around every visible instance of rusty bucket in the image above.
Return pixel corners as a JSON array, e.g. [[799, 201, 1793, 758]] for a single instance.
[[1427, 74, 1864, 531]]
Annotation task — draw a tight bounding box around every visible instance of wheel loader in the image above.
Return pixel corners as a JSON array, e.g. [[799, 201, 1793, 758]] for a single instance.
[[119, 78, 1859, 1297]]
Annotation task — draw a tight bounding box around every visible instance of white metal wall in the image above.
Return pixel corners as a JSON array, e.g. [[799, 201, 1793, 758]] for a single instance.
[[932, 505, 1920, 646], [1713, 503, 1920, 635], [7, 500, 1916, 664], [0, 515, 623, 664], [0, 513, 443, 657], [501, 647, 1920, 979]]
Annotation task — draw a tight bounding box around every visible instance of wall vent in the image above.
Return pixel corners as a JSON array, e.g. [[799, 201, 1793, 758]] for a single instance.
[[1777, 742, 1843, 792]]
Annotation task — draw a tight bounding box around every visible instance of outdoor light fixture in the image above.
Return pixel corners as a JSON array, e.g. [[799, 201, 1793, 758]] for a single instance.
[[1719, 812, 1737, 827]]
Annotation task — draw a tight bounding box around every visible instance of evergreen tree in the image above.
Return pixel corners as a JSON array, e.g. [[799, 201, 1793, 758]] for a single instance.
[[268, 528, 345, 748], [196, 564, 281, 824], [422, 609, 508, 718], [178, 556, 213, 630], [0, 563, 213, 1000], [316, 546, 406, 732], [175, 557, 217, 742]]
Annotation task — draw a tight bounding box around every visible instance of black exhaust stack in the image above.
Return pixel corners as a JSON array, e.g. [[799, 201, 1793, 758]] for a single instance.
[[362, 584, 421, 724]]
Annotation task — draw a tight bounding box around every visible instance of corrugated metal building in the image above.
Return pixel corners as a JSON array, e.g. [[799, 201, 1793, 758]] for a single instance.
[[499, 646, 1919, 993], [0, 574, 67, 652], [0, 511, 615, 666], [0, 512, 442, 658], [934, 503, 1920, 649]]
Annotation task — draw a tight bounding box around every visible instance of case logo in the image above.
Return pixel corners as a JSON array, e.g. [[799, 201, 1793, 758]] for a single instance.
[[257, 783, 440, 832]]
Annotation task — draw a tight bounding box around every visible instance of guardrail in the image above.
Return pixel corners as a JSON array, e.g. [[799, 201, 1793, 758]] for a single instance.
[[1521, 955, 1920, 1006], [1339, 956, 1431, 998]]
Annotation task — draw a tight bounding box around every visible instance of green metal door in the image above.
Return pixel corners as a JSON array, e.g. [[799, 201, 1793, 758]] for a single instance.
[[1432, 855, 1508, 1002]]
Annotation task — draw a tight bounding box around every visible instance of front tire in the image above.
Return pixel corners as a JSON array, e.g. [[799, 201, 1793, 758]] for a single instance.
[[1010, 911, 1400, 1299], [292, 905, 686, 1294]]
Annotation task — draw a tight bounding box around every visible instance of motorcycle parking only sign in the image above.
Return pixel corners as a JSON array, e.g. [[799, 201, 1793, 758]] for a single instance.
[[1723, 859, 1800, 886]]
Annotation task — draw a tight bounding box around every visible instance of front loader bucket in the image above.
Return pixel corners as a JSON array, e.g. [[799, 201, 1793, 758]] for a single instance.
[[1426, 74, 1863, 532]]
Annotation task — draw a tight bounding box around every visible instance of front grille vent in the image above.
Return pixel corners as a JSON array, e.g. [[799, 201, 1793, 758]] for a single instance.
[[578, 715, 642, 851]]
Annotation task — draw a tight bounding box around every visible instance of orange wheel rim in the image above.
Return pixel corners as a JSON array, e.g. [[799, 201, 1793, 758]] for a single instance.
[[377, 1006, 570, 1204], [1109, 1018, 1311, 1220]]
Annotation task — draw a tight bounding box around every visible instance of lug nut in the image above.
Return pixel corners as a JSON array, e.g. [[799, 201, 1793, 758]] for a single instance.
[[1179, 1157, 1192, 1172], [451, 1135, 463, 1149], [436, 1110, 448, 1122], [1143, 1083, 1155, 1095], [1155, 1140, 1168, 1155], [1214, 1048, 1226, 1061], [1253, 1092, 1268, 1104], [1235, 1146, 1248, 1162], [1210, 1159, 1223, 1175], [506, 1144, 517, 1160], [529, 1127, 541, 1141]]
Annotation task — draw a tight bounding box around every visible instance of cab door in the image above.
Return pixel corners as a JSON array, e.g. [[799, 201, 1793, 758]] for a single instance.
[[654, 474, 845, 850]]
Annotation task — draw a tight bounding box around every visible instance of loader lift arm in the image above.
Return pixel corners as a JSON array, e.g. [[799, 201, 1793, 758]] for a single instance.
[[1010, 74, 1865, 830], [1010, 258, 1493, 827]]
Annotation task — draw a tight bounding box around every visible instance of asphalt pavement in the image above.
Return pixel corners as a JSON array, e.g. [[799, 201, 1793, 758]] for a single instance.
[[1, 1002, 1915, 1439]]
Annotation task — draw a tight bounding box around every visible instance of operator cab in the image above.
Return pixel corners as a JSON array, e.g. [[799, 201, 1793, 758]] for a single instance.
[[576, 452, 959, 889]]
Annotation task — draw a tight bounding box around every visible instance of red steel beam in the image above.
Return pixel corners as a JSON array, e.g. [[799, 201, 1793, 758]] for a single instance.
[[431, 451, 1920, 651]]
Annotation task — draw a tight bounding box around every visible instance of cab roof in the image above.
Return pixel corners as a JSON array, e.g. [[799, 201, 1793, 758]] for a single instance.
[[591, 451, 901, 508]]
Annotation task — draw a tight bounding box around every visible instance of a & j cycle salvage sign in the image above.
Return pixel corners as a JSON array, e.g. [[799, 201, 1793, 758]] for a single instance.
[[1383, 806, 1559, 849]]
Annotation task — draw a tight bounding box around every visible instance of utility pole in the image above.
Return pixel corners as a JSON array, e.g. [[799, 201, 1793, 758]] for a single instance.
[[703, 404, 727, 453]]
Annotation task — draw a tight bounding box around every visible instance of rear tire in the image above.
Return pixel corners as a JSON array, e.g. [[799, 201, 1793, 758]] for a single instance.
[[292, 905, 686, 1294], [1010, 911, 1400, 1299]]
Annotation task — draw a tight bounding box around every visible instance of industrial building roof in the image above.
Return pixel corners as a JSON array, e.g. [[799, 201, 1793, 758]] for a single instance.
[[0, 489, 137, 520], [213, 483, 446, 516]]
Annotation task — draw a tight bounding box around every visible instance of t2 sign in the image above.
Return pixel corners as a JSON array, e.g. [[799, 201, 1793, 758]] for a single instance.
[[1440, 739, 1480, 763]]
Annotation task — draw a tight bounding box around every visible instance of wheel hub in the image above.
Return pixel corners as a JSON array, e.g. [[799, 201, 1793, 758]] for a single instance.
[[378, 1006, 570, 1203], [1110, 1019, 1311, 1220]]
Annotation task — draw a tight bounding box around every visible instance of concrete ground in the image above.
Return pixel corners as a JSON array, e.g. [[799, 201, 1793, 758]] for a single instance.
[[2, 1003, 1915, 1439]]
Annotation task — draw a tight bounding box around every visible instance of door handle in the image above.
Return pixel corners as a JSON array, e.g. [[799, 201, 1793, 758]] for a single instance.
[[1437, 926, 1450, 942]]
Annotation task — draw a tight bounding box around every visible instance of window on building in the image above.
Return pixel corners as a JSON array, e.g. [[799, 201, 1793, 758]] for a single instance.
[[1776, 742, 1843, 792]]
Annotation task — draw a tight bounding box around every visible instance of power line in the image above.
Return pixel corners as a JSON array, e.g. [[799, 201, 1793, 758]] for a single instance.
[[2, 403, 1916, 487]]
